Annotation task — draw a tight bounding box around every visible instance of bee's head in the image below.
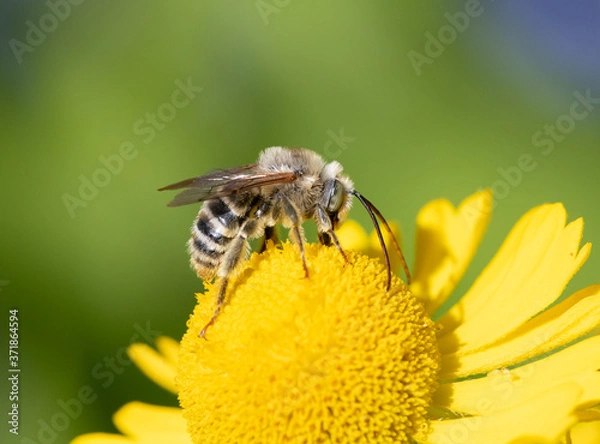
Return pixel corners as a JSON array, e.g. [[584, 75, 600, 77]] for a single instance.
[[318, 159, 411, 288], [319, 161, 354, 229]]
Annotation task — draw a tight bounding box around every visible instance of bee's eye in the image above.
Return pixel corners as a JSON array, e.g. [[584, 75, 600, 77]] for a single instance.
[[326, 180, 344, 213]]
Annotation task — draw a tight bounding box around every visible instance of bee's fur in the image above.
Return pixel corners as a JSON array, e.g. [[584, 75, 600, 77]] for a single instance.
[[188, 147, 353, 285]]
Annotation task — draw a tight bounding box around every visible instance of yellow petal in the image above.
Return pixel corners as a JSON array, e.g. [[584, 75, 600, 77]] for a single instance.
[[434, 336, 600, 415], [575, 409, 600, 423], [438, 204, 590, 354], [336, 219, 369, 252], [569, 420, 600, 444], [113, 402, 191, 443], [411, 190, 492, 315], [425, 383, 581, 444], [71, 433, 134, 444], [156, 336, 180, 367], [574, 372, 600, 408], [128, 342, 177, 394], [440, 285, 600, 379]]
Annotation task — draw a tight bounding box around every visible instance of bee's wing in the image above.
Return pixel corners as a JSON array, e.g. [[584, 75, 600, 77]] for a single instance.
[[158, 164, 298, 207]]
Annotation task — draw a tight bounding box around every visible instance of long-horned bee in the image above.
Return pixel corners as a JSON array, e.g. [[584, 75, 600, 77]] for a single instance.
[[159, 147, 410, 338]]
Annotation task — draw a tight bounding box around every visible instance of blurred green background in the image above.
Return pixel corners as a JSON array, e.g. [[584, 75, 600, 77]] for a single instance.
[[1, 1, 598, 442]]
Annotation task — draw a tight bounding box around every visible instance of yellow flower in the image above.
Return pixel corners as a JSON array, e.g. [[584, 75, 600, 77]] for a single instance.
[[72, 190, 600, 444], [71, 337, 193, 444], [179, 243, 439, 443]]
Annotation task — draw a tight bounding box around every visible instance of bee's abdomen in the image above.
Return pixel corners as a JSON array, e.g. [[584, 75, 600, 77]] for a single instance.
[[188, 197, 245, 280]]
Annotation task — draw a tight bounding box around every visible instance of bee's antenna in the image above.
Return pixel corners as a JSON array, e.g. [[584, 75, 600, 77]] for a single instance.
[[352, 190, 412, 287], [353, 190, 392, 290], [363, 196, 412, 285]]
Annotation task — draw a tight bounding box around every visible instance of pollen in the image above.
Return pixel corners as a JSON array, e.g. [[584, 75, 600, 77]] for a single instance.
[[177, 242, 440, 443]]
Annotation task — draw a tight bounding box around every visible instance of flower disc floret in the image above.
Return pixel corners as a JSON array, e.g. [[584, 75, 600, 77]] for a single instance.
[[177, 242, 440, 443]]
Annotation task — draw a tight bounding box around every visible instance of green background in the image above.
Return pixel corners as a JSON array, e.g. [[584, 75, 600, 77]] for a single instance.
[[1, 2, 598, 442]]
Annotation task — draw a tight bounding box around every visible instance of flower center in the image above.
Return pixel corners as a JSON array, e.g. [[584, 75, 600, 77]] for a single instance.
[[177, 242, 440, 443]]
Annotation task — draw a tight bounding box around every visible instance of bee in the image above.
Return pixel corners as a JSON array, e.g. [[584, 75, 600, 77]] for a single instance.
[[159, 147, 410, 338]]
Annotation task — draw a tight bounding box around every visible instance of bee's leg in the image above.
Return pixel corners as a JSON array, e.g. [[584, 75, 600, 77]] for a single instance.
[[318, 231, 332, 246], [291, 225, 309, 278], [280, 197, 309, 278], [200, 277, 228, 339], [314, 205, 347, 264], [259, 226, 278, 253], [199, 232, 250, 339], [327, 230, 350, 265]]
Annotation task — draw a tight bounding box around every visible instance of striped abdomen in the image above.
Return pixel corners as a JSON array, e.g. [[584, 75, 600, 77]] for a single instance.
[[188, 194, 257, 280]]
